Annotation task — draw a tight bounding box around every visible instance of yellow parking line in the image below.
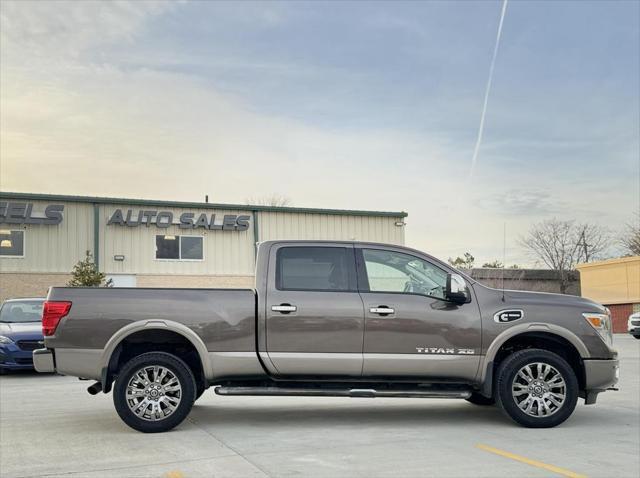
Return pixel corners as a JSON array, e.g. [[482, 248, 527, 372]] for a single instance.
[[164, 471, 185, 478], [476, 444, 587, 478]]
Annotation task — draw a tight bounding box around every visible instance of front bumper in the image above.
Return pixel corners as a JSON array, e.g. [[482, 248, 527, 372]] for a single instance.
[[0, 344, 36, 370], [33, 348, 55, 373], [584, 358, 619, 390]]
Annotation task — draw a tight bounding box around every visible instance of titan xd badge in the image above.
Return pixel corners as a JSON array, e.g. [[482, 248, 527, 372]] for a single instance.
[[415, 347, 475, 355]]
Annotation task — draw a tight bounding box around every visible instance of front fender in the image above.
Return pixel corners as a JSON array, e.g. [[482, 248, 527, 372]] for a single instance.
[[478, 323, 590, 396]]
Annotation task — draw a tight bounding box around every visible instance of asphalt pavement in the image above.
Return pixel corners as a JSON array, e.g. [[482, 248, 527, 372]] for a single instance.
[[1, 335, 638, 478]]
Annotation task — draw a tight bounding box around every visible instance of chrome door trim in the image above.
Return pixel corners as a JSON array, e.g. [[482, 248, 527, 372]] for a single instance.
[[370, 307, 395, 314], [271, 305, 297, 312]]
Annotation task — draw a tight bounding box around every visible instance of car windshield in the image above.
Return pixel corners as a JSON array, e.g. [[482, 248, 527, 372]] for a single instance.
[[0, 300, 44, 323]]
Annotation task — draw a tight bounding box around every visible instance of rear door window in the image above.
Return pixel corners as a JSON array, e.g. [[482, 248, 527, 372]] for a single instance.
[[276, 247, 356, 292]]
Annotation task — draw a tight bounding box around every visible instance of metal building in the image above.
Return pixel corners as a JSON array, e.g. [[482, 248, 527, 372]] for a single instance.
[[0, 192, 407, 300]]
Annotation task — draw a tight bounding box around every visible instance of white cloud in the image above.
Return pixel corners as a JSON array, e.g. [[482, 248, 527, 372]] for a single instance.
[[477, 188, 563, 216], [0, 0, 174, 60]]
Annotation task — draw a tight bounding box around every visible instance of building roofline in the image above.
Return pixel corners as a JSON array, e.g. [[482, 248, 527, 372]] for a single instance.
[[576, 255, 640, 269], [0, 191, 408, 218]]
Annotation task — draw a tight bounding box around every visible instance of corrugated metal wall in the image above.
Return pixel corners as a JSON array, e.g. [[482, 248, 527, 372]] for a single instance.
[[99, 204, 256, 275], [257, 212, 404, 245], [0, 200, 94, 273], [1, 199, 405, 276]]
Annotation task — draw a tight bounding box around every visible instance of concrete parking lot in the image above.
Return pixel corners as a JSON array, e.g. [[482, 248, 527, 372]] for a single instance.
[[1, 336, 638, 478]]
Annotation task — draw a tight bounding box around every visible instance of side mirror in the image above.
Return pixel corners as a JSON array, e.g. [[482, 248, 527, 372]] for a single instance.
[[445, 273, 469, 304]]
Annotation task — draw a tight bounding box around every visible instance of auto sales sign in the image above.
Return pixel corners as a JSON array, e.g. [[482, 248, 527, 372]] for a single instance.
[[107, 209, 250, 231]]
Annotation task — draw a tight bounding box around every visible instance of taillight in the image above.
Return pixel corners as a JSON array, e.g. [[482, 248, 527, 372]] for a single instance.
[[42, 301, 72, 336]]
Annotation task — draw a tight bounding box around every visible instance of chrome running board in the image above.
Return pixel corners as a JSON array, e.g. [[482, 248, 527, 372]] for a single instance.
[[215, 386, 471, 399]]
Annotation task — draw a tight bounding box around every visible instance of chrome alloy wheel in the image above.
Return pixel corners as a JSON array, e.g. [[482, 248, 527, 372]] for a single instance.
[[511, 362, 566, 417], [126, 365, 182, 421]]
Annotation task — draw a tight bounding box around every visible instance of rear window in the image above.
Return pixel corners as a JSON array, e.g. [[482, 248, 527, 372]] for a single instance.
[[0, 300, 44, 323], [276, 247, 355, 292]]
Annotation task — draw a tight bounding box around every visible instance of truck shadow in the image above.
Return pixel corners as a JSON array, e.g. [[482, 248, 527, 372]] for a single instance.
[[190, 400, 509, 428], [0, 369, 45, 377]]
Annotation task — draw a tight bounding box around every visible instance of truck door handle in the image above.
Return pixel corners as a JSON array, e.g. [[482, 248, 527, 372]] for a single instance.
[[370, 306, 395, 315], [272, 304, 297, 313]]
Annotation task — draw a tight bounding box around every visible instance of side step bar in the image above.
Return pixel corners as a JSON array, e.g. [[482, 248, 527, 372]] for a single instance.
[[215, 386, 471, 399]]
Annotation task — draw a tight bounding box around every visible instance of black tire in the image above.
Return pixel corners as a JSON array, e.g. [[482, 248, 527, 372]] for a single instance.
[[194, 382, 206, 402], [495, 348, 578, 428], [466, 392, 495, 406], [633, 335, 640, 340], [113, 352, 196, 433]]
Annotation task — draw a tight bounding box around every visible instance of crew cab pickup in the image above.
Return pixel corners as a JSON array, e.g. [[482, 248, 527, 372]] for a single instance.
[[33, 241, 619, 432]]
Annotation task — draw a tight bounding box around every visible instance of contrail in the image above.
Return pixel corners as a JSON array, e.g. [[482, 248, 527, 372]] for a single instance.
[[469, 0, 508, 179]]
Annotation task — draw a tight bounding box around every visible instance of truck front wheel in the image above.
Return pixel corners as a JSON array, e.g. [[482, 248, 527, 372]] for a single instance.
[[495, 349, 578, 428], [113, 352, 196, 433]]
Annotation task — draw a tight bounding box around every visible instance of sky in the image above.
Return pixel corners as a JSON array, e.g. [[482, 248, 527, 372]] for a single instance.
[[1, 0, 638, 266]]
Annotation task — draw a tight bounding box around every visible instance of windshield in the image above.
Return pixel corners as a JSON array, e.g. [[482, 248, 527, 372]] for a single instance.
[[0, 300, 44, 323]]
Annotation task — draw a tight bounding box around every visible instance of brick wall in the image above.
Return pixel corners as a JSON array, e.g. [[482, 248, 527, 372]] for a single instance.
[[470, 268, 580, 296], [0, 273, 255, 302], [136, 275, 254, 288], [607, 303, 634, 333], [0, 273, 72, 301]]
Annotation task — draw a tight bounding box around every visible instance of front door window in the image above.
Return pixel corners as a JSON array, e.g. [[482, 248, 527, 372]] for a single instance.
[[362, 248, 448, 299]]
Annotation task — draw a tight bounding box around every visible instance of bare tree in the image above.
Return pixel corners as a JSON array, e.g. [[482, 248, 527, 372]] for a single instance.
[[245, 194, 292, 207], [620, 215, 640, 256], [520, 219, 609, 293]]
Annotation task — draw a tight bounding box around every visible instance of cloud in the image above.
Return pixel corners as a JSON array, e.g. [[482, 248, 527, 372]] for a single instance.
[[0, 0, 458, 213], [0, 56, 456, 210], [0, 0, 174, 60], [476, 189, 565, 216]]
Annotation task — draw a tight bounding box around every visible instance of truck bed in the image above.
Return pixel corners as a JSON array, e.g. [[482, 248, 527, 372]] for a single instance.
[[45, 287, 257, 380]]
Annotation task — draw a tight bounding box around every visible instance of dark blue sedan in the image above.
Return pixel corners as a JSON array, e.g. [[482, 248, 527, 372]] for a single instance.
[[0, 298, 45, 372]]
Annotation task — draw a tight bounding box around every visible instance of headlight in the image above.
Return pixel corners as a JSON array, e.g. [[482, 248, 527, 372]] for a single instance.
[[583, 311, 613, 346], [0, 335, 14, 344]]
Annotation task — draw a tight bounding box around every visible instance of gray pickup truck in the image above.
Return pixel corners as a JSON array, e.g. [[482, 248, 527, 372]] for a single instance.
[[34, 240, 618, 433]]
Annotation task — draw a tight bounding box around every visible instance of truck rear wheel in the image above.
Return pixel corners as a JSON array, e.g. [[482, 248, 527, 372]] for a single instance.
[[113, 352, 196, 433], [495, 348, 578, 428]]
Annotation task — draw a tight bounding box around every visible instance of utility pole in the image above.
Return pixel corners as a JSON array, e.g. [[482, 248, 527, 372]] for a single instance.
[[577, 231, 591, 262]]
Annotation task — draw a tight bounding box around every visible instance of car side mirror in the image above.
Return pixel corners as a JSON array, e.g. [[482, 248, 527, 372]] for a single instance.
[[445, 273, 469, 304]]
